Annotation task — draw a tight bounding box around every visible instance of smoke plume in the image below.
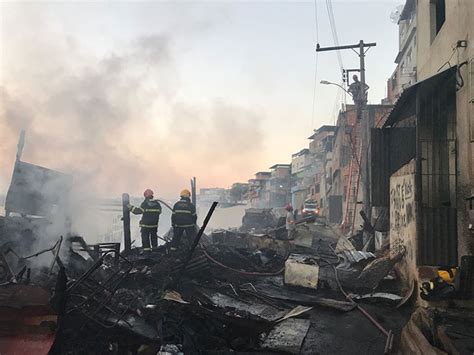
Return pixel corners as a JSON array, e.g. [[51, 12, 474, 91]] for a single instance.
[[0, 3, 266, 243], [0, 5, 266, 199]]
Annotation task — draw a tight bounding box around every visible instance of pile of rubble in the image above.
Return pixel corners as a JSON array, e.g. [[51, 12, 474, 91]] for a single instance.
[[0, 209, 413, 354]]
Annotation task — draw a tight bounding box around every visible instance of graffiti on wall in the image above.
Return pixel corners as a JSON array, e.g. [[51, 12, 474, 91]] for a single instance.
[[390, 174, 416, 261]]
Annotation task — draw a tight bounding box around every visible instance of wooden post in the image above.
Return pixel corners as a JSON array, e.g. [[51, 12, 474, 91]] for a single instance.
[[191, 177, 197, 206], [122, 193, 131, 254]]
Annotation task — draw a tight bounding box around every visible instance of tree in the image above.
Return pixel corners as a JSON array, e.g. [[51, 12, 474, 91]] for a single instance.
[[230, 183, 249, 203]]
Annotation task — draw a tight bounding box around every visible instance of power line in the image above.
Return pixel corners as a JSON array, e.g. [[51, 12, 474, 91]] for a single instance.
[[311, 51, 319, 130], [325, 0, 343, 72], [325, 0, 346, 108], [314, 0, 319, 43], [310, 0, 320, 130]]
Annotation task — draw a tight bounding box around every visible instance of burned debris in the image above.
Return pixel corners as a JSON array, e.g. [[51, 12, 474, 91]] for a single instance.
[[1, 200, 413, 354], [0, 134, 472, 355]]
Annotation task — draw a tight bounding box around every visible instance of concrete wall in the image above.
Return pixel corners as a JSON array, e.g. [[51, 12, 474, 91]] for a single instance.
[[390, 159, 417, 290], [416, 0, 474, 258]]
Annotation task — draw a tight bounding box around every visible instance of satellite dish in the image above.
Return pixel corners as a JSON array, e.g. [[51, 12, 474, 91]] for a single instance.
[[390, 4, 404, 24]]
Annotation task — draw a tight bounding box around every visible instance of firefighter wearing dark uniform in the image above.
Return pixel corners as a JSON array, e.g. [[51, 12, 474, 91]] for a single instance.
[[171, 189, 197, 248], [129, 189, 162, 251]]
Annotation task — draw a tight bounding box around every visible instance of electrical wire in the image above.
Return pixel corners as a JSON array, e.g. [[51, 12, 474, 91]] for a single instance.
[[325, 0, 346, 111], [325, 0, 343, 72], [313, 0, 319, 43], [311, 52, 319, 131], [437, 46, 457, 73], [310, 0, 320, 131]]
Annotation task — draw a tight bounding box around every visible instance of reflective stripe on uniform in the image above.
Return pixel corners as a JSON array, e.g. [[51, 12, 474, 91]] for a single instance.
[[144, 209, 161, 212], [175, 224, 195, 228], [131, 206, 144, 213], [140, 224, 158, 228], [174, 210, 192, 214]]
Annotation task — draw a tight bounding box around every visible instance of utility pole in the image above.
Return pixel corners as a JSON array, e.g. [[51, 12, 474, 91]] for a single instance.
[[316, 40, 375, 114], [190, 177, 197, 206], [122, 193, 132, 254], [316, 40, 376, 237]]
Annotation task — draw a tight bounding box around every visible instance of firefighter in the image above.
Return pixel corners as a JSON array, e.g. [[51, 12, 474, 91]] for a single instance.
[[171, 189, 197, 249], [285, 203, 296, 240], [348, 74, 369, 119], [129, 189, 162, 251]]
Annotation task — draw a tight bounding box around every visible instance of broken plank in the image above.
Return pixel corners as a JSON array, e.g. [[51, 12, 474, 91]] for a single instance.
[[261, 318, 311, 354]]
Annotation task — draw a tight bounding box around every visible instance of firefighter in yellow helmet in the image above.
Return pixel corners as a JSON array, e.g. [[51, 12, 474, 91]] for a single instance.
[[171, 189, 197, 249], [128, 189, 162, 251]]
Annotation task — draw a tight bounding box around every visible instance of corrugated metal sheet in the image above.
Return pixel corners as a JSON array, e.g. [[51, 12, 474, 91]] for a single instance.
[[419, 207, 457, 266], [371, 129, 390, 207], [5, 160, 72, 216], [384, 67, 457, 128]]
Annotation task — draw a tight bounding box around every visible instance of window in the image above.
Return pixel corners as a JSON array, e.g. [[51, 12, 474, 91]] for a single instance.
[[406, 48, 412, 65], [430, 0, 445, 42]]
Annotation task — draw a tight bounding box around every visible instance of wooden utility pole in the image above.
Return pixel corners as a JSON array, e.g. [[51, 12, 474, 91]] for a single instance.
[[316, 40, 376, 231], [122, 193, 132, 254], [190, 177, 197, 206]]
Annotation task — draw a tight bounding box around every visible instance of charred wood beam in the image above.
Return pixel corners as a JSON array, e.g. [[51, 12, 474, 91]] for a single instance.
[[359, 210, 375, 235]]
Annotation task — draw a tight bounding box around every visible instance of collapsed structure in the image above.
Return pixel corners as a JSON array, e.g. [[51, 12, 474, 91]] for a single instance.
[[0, 135, 412, 354]]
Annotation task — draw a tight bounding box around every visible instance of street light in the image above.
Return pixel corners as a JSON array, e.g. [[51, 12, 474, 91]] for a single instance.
[[320, 80, 351, 95]]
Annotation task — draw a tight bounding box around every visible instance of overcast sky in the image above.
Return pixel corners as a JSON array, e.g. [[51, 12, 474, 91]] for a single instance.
[[0, 0, 403, 198]]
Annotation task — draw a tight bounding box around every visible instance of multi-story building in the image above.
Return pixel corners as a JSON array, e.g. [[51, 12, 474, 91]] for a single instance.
[[248, 171, 271, 208], [290, 148, 312, 210], [229, 182, 249, 203], [327, 104, 392, 227], [387, 0, 418, 104], [199, 188, 228, 205], [374, 0, 474, 292], [268, 164, 292, 208], [307, 125, 336, 216]]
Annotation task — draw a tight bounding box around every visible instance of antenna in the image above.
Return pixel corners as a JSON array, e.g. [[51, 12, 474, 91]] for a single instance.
[[390, 4, 404, 24]]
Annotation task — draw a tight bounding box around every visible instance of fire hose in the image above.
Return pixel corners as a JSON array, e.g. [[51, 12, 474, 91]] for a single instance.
[[319, 248, 394, 353]]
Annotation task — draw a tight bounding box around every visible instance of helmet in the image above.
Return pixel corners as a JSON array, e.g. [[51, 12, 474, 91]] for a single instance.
[[143, 189, 154, 198], [180, 189, 191, 198], [285, 203, 293, 212]]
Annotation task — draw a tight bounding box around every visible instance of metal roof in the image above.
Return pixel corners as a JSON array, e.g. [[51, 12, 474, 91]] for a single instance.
[[383, 66, 457, 128]]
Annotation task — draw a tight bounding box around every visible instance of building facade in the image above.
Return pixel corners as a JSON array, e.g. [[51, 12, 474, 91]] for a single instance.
[[291, 148, 312, 210], [307, 125, 336, 217], [387, 0, 418, 104], [248, 172, 271, 209], [268, 164, 292, 208], [374, 0, 474, 292]]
